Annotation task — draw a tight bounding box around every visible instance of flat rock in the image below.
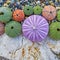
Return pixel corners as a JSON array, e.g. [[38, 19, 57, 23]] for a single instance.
[[0, 34, 59, 60]]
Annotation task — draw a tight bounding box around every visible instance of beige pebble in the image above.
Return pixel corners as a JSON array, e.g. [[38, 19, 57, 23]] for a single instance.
[[56, 7, 60, 10]]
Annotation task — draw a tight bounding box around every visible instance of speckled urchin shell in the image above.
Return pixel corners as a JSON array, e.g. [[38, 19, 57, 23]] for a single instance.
[[0, 7, 12, 23], [42, 5, 56, 21], [57, 10, 60, 21], [49, 22, 60, 40], [0, 22, 5, 35], [5, 21, 22, 37]]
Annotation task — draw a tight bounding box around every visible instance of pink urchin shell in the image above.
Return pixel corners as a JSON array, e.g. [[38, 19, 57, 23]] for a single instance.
[[42, 5, 56, 21]]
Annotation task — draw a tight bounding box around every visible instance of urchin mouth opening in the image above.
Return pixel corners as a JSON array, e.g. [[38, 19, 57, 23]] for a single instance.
[[37, 9, 38, 10], [57, 28, 60, 31], [50, 11, 52, 14], [27, 9, 29, 10], [0, 12, 4, 15], [16, 14, 18, 16], [11, 26, 14, 29]]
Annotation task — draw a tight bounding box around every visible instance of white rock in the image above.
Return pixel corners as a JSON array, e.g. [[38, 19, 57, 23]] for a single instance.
[[0, 34, 59, 60]]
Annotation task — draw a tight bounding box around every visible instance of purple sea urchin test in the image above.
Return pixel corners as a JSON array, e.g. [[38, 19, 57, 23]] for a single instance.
[[22, 15, 49, 42]]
